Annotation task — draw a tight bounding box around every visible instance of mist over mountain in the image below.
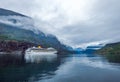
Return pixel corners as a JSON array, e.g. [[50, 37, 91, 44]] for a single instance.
[[0, 8, 73, 54]]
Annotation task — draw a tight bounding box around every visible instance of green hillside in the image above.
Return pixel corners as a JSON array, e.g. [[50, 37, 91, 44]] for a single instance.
[[0, 22, 67, 51], [96, 42, 120, 63]]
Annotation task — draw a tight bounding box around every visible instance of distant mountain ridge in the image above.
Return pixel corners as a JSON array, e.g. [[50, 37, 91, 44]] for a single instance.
[[73, 44, 104, 54]]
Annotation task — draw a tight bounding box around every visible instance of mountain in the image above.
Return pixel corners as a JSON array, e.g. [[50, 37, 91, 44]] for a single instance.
[[0, 8, 72, 54], [73, 45, 104, 54], [83, 45, 104, 54], [96, 42, 120, 55], [96, 42, 120, 63], [0, 8, 27, 17]]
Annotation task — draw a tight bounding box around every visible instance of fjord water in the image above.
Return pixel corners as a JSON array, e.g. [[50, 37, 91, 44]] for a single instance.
[[0, 54, 120, 82]]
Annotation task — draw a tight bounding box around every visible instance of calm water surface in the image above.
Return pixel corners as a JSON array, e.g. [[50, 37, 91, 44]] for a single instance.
[[0, 54, 120, 82]]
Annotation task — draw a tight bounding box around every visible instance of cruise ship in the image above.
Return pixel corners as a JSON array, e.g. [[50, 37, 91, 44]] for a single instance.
[[25, 46, 57, 55], [25, 46, 57, 63]]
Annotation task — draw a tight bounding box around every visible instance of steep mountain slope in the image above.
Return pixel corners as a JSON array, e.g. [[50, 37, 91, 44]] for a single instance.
[[0, 8, 72, 54]]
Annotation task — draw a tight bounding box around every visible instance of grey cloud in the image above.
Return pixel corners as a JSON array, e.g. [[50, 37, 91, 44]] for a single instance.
[[0, 0, 120, 47]]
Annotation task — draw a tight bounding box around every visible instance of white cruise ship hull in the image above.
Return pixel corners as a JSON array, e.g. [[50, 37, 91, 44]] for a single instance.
[[25, 47, 57, 63], [26, 51, 57, 55]]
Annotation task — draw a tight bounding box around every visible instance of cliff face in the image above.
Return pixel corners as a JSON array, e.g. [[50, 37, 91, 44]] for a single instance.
[[0, 40, 36, 52]]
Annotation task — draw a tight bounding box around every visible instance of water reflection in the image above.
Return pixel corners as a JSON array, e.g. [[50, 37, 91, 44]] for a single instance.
[[39, 54, 120, 82], [0, 53, 61, 82], [0, 60, 61, 82], [25, 53, 57, 63], [0, 54, 120, 82]]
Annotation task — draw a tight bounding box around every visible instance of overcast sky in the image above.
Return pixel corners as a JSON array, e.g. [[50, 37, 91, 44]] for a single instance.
[[0, 0, 120, 47]]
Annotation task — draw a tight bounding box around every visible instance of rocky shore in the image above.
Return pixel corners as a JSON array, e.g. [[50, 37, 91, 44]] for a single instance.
[[0, 40, 36, 66]]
